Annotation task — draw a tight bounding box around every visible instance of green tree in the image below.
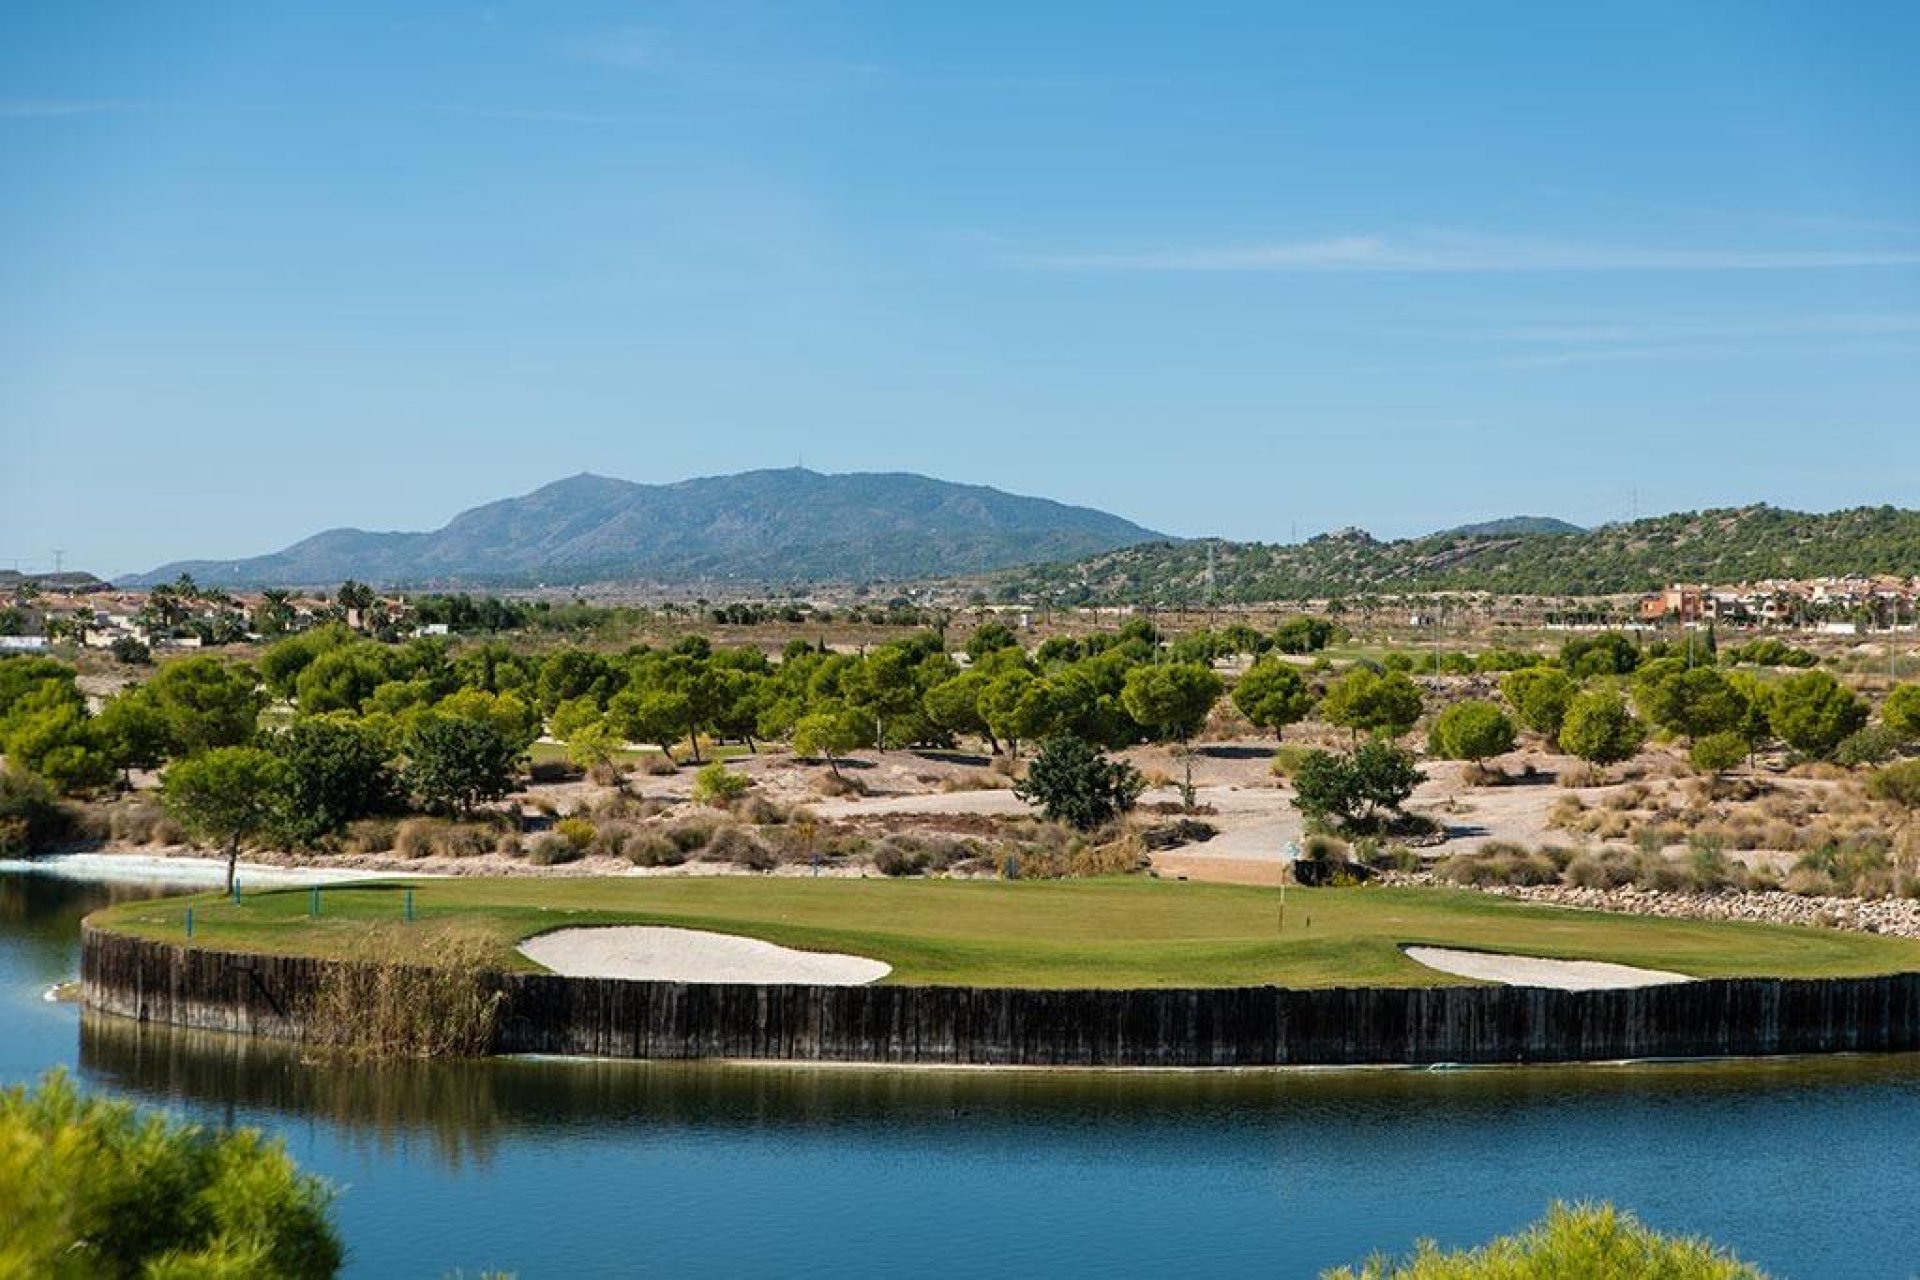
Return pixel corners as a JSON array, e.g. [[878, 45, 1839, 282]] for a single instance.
[[1558, 690, 1646, 767], [1499, 666, 1576, 743], [1120, 662, 1224, 743], [1427, 700, 1516, 765], [143, 655, 265, 755], [1291, 740, 1424, 832], [792, 708, 862, 777], [979, 669, 1037, 756], [965, 621, 1020, 661], [273, 718, 394, 843], [1689, 731, 1749, 776], [1769, 670, 1868, 758], [1121, 661, 1225, 810], [161, 746, 291, 893], [1232, 659, 1316, 741], [0, 1071, 342, 1278], [1560, 632, 1641, 678], [1319, 667, 1424, 740], [400, 716, 519, 818], [924, 670, 998, 752], [294, 644, 397, 715], [1883, 682, 1920, 741], [0, 656, 78, 718], [1272, 615, 1337, 654], [1013, 734, 1145, 831], [1633, 665, 1750, 742]]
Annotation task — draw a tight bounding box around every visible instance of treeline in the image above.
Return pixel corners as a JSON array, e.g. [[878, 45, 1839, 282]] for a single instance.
[[5, 617, 1917, 868], [993, 504, 1920, 604]]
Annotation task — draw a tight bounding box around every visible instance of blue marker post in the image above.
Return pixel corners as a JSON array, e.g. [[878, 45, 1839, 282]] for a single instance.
[[309, 887, 321, 918], [185, 906, 194, 939], [404, 889, 415, 923], [231, 880, 241, 906]]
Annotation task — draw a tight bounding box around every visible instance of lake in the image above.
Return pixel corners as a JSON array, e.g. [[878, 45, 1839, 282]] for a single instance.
[[6, 868, 1919, 1277]]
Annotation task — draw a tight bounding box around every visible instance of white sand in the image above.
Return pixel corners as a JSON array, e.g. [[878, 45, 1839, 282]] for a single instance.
[[1402, 946, 1692, 991], [518, 926, 891, 985]]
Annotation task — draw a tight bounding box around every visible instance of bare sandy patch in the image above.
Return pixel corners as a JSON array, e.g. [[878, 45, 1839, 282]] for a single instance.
[[518, 925, 891, 985], [1402, 945, 1691, 990]]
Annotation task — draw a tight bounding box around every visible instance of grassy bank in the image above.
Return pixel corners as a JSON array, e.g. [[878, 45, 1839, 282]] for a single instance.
[[86, 878, 1920, 989]]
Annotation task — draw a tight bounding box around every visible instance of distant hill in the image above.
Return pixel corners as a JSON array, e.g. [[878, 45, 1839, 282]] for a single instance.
[[126, 469, 1166, 589], [0, 570, 109, 594], [1434, 515, 1584, 538], [988, 504, 1920, 604]]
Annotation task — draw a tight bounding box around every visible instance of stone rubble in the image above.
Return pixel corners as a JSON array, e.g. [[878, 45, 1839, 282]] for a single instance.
[[1381, 873, 1920, 940]]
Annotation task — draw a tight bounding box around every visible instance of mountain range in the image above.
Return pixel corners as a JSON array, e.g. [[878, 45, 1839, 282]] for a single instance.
[[989, 504, 1920, 604], [125, 469, 1166, 589]]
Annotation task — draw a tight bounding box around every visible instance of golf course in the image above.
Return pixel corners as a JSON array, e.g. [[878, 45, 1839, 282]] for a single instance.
[[86, 877, 1920, 989]]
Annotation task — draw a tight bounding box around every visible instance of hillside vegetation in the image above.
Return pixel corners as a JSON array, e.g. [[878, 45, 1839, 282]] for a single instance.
[[991, 504, 1920, 604]]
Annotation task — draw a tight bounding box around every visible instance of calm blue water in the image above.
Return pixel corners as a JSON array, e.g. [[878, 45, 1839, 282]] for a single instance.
[[6, 869, 1920, 1277]]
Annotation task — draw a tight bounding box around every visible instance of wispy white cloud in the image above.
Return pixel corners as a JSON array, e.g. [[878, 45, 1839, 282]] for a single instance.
[[1016, 232, 1920, 273]]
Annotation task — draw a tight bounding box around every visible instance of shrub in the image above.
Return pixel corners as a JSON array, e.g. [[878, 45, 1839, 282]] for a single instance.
[[1012, 735, 1145, 831], [1689, 731, 1749, 775], [1323, 1201, 1765, 1279], [106, 800, 170, 846], [702, 823, 774, 870], [1868, 759, 1920, 810], [527, 759, 580, 784], [1834, 724, 1905, 768], [1437, 843, 1558, 887], [665, 816, 718, 853], [732, 794, 788, 825], [1270, 744, 1314, 779], [340, 817, 399, 853], [526, 833, 582, 866], [1302, 833, 1350, 862], [0, 767, 77, 855], [624, 829, 687, 867], [0, 1071, 342, 1277], [393, 818, 495, 859], [872, 837, 930, 877], [690, 762, 750, 807], [814, 768, 867, 797], [639, 751, 679, 776], [1291, 741, 1424, 832], [554, 816, 596, 851]]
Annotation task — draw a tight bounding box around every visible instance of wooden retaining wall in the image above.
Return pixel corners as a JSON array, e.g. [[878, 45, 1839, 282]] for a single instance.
[[80, 926, 1920, 1067]]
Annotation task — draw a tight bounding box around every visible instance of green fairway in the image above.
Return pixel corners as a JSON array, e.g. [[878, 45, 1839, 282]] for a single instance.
[[88, 878, 1920, 989]]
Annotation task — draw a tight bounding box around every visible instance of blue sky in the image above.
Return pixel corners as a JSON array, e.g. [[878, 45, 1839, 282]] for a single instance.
[[3, 2, 1917, 578]]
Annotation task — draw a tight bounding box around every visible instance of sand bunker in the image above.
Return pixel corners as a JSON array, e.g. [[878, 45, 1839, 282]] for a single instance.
[[1402, 946, 1692, 991], [518, 926, 891, 985]]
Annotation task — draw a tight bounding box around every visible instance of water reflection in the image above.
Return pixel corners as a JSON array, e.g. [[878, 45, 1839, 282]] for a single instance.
[[79, 1002, 1920, 1176]]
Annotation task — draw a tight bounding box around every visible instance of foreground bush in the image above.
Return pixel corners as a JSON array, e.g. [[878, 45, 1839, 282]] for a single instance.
[[0, 1070, 342, 1278], [1323, 1201, 1765, 1279], [0, 765, 75, 855]]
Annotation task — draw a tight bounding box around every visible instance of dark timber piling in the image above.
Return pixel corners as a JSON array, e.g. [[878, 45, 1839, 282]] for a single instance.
[[80, 926, 1920, 1067]]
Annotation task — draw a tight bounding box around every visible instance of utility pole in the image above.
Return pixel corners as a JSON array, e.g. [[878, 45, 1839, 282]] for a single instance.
[[52, 549, 65, 575]]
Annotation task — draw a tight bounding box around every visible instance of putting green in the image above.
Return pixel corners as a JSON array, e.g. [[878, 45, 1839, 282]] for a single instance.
[[88, 877, 1920, 990]]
